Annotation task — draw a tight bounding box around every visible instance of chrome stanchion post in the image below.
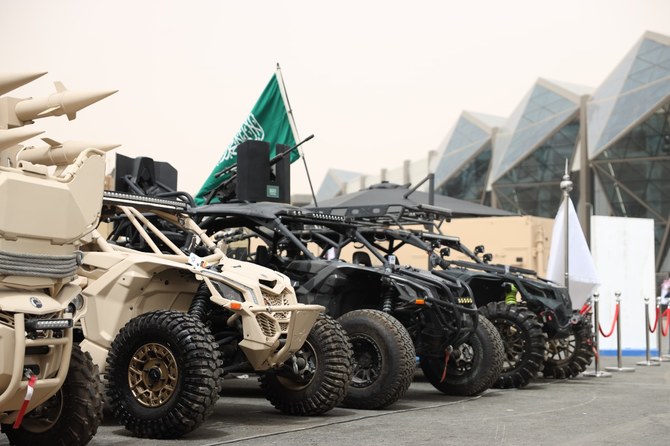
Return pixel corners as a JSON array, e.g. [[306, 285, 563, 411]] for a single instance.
[[651, 296, 669, 362], [637, 296, 660, 367], [583, 292, 612, 377], [606, 292, 635, 372]]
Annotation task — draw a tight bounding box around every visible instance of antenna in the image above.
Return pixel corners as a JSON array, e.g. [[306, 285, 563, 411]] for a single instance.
[[276, 64, 319, 207]]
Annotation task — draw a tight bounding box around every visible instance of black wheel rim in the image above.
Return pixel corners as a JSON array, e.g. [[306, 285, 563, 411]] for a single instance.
[[450, 343, 476, 375], [276, 339, 318, 390], [546, 335, 576, 365], [494, 319, 525, 372], [350, 334, 382, 388], [20, 388, 64, 433]]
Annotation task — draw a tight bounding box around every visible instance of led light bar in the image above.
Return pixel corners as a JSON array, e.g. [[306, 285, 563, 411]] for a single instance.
[[25, 318, 73, 331], [303, 212, 347, 222], [103, 191, 188, 211]]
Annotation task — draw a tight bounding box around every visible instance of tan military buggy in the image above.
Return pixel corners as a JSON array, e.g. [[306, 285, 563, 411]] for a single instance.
[[77, 191, 353, 439]]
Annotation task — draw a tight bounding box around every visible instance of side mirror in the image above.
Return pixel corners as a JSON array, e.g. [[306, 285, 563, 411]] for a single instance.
[[440, 247, 450, 257], [474, 245, 485, 255], [482, 253, 493, 263], [429, 252, 440, 269]]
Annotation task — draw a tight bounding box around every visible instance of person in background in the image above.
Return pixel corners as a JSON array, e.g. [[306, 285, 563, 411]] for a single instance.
[[660, 274, 670, 313]]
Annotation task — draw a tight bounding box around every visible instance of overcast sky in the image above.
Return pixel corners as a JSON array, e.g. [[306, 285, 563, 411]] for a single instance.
[[3, 0, 670, 197]]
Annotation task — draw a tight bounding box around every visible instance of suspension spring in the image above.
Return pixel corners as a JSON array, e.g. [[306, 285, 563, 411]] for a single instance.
[[381, 287, 394, 314], [188, 282, 211, 322]]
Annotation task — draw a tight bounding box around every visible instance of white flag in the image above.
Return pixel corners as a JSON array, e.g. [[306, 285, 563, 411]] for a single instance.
[[546, 198, 600, 308]]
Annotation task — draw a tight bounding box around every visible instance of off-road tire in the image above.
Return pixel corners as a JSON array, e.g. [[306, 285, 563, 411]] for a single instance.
[[479, 301, 547, 389], [260, 313, 353, 415], [2, 344, 103, 446], [105, 310, 220, 438], [421, 316, 504, 396], [543, 316, 595, 379], [337, 309, 415, 409]]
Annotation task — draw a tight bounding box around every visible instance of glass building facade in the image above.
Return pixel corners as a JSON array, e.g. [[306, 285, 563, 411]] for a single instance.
[[433, 112, 503, 204], [489, 80, 585, 217], [588, 32, 670, 270], [315, 31, 670, 272]]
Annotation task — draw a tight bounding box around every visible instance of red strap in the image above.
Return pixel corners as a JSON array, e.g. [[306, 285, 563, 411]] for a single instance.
[[440, 348, 452, 383], [13, 375, 37, 429], [579, 302, 592, 315]]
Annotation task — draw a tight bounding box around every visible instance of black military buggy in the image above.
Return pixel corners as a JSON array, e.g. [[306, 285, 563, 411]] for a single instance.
[[194, 202, 504, 406], [310, 198, 594, 389]]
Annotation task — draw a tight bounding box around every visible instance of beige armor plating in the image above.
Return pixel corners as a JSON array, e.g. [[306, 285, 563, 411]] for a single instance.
[[0, 71, 115, 425]]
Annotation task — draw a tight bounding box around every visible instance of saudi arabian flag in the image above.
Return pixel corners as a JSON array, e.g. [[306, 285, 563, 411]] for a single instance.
[[195, 72, 299, 204]]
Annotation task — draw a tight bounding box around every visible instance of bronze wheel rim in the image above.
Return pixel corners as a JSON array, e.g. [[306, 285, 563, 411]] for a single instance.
[[128, 342, 178, 407]]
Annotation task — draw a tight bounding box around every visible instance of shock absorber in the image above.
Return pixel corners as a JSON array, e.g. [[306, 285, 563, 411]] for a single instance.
[[189, 282, 211, 321], [381, 282, 394, 314]]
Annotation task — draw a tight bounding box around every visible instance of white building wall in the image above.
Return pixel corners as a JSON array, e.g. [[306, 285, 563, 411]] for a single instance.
[[590, 216, 656, 353]]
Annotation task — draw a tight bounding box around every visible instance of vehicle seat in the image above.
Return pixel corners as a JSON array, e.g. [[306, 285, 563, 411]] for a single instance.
[[352, 251, 372, 267], [255, 245, 271, 266]]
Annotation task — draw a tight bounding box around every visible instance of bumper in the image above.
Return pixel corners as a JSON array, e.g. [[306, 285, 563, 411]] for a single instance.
[[222, 302, 323, 371], [0, 313, 73, 424]]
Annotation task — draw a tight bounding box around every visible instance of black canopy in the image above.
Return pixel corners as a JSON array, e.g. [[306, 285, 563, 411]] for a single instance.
[[308, 182, 515, 220]]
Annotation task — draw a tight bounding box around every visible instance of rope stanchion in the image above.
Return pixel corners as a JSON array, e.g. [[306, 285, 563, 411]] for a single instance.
[[664, 308, 670, 360], [583, 292, 612, 378], [651, 297, 669, 363], [638, 296, 661, 367], [605, 292, 635, 373]]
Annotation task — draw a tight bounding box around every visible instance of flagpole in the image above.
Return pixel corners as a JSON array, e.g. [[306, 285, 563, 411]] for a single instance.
[[560, 159, 573, 292], [275, 63, 319, 206]]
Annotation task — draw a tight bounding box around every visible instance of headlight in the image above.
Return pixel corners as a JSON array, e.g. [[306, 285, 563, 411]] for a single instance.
[[213, 282, 244, 302], [25, 318, 73, 331], [70, 294, 85, 311]]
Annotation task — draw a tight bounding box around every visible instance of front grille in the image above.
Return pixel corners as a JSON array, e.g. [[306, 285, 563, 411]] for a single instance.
[[262, 290, 291, 306], [261, 290, 291, 332], [0, 312, 14, 328], [256, 313, 278, 337]]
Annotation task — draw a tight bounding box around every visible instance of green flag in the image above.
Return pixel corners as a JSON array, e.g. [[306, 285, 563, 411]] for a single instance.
[[195, 72, 298, 205]]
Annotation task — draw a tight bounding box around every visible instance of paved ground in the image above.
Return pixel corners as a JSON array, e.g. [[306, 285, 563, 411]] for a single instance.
[[3, 355, 669, 446]]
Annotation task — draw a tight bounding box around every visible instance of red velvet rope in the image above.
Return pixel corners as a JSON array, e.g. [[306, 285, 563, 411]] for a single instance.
[[662, 309, 670, 337], [648, 307, 660, 333], [598, 302, 619, 338]]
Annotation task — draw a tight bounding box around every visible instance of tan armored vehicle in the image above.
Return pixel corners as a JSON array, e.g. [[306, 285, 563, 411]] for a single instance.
[[0, 72, 115, 446], [76, 189, 353, 438]]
